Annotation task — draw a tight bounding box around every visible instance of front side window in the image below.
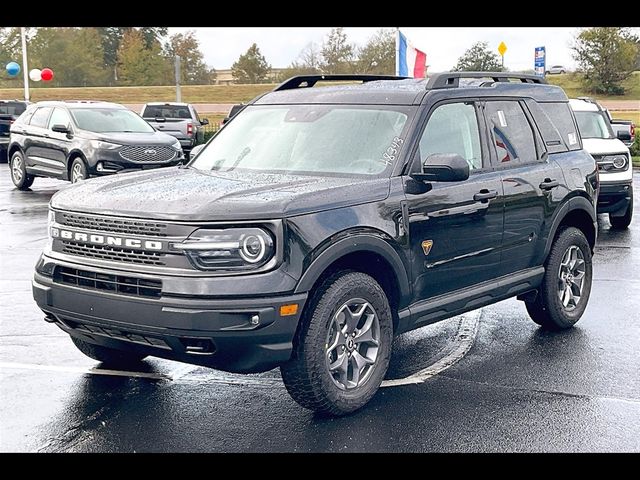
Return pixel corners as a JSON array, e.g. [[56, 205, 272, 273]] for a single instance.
[[29, 107, 53, 128], [418, 102, 483, 171], [485, 101, 537, 164], [190, 105, 410, 177], [70, 108, 154, 133], [574, 111, 613, 139], [48, 108, 72, 130]]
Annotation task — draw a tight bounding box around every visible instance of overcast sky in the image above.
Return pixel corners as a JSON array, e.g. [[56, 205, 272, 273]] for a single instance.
[[167, 27, 612, 72]]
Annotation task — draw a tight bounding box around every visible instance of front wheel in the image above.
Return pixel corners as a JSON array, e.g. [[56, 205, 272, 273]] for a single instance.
[[526, 227, 593, 330], [10, 151, 34, 190], [281, 271, 393, 416], [70, 157, 89, 183], [71, 337, 147, 367]]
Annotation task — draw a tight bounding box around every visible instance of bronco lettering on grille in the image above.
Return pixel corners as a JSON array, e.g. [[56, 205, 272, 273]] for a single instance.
[[51, 228, 163, 251]]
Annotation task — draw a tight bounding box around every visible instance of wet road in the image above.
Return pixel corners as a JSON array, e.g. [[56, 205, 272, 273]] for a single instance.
[[1, 167, 639, 452]]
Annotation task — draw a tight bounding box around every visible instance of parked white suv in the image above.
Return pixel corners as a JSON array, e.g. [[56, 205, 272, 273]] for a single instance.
[[570, 98, 633, 229]]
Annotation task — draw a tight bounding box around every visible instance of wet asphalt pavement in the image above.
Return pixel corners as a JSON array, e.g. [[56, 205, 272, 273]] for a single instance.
[[1, 166, 639, 452]]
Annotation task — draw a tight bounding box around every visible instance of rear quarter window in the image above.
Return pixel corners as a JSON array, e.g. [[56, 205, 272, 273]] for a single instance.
[[540, 102, 581, 151]]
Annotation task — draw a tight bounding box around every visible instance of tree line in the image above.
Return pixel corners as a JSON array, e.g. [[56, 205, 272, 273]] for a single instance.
[[0, 27, 214, 87]]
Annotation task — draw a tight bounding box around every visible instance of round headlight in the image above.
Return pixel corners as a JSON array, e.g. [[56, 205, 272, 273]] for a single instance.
[[240, 234, 266, 263], [612, 156, 627, 169]]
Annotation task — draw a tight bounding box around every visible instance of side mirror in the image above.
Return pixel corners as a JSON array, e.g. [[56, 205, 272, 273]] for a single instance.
[[201, 118, 209, 126], [412, 153, 470, 182], [616, 130, 631, 142], [190, 144, 205, 159], [51, 124, 70, 134]]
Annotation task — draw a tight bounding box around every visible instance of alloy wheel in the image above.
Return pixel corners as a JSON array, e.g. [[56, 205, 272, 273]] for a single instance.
[[557, 245, 586, 311]]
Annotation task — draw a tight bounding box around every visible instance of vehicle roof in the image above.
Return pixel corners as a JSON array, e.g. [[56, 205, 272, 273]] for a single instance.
[[144, 102, 190, 107], [31, 100, 127, 109], [569, 98, 601, 112], [255, 76, 568, 106]]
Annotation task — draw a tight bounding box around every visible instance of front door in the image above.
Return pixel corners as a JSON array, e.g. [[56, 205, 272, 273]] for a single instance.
[[482, 100, 564, 274], [404, 101, 504, 304]]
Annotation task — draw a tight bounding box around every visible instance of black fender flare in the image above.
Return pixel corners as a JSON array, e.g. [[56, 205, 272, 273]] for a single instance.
[[294, 234, 411, 301], [544, 196, 597, 258]]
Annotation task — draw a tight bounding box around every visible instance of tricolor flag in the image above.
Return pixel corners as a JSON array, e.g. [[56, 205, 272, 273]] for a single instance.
[[396, 30, 427, 78]]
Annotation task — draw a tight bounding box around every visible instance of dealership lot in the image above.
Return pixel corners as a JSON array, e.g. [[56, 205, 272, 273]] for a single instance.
[[1, 167, 639, 452]]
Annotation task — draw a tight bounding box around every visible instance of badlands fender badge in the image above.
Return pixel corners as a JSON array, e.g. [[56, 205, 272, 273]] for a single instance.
[[421, 240, 433, 256]]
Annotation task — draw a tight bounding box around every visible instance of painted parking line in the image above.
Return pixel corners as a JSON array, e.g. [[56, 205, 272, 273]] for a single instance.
[[0, 309, 482, 387]]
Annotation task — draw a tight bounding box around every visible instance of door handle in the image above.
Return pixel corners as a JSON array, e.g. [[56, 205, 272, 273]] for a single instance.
[[539, 178, 559, 190], [473, 189, 498, 202]]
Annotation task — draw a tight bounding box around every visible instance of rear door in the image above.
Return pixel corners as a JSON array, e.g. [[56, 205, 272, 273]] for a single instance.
[[482, 100, 564, 275], [23, 106, 53, 171]]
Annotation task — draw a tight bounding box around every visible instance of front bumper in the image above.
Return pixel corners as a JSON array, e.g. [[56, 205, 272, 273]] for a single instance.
[[597, 180, 632, 215], [33, 270, 307, 373]]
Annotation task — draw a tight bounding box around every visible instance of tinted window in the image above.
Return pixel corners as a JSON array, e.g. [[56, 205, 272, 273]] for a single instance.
[[0, 102, 27, 116], [485, 101, 537, 164], [539, 102, 580, 151], [190, 105, 409, 177], [48, 108, 71, 129], [574, 111, 613, 139], [418, 102, 482, 171], [29, 107, 53, 128], [142, 105, 191, 119], [70, 108, 154, 133]]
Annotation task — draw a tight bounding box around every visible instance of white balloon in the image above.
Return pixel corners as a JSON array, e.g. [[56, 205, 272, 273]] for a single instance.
[[29, 68, 42, 82]]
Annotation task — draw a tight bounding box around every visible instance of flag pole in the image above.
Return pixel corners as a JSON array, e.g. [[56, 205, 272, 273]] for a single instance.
[[395, 27, 400, 76], [21, 27, 29, 102]]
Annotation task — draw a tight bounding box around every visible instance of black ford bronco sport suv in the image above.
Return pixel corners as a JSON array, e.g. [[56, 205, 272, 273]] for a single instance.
[[33, 73, 598, 415]]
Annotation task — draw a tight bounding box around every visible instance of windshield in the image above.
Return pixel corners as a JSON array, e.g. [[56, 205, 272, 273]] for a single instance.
[[189, 105, 410, 177], [574, 111, 613, 139], [70, 108, 154, 133]]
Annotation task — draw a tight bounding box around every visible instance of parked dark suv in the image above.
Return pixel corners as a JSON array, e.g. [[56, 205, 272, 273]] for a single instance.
[[33, 74, 598, 415], [8, 100, 184, 189], [0, 99, 29, 163]]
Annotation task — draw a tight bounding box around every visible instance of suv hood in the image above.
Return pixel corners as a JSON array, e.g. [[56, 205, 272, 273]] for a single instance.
[[50, 167, 391, 221], [582, 137, 630, 155]]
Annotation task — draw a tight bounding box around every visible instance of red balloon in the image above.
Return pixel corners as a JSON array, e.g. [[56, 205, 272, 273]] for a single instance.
[[41, 68, 54, 82]]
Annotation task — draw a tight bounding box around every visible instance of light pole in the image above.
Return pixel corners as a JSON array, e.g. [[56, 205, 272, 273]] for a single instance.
[[20, 27, 29, 102]]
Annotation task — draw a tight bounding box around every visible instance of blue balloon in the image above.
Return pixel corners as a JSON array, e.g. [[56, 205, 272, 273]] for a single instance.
[[6, 62, 20, 77]]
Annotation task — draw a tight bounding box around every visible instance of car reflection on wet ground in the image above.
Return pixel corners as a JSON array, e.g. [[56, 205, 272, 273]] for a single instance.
[[1, 168, 639, 452]]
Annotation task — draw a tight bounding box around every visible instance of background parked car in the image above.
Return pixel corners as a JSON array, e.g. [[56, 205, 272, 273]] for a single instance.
[[545, 65, 567, 74], [221, 103, 246, 126], [1, 100, 30, 163], [141, 102, 208, 158], [8, 100, 184, 190]]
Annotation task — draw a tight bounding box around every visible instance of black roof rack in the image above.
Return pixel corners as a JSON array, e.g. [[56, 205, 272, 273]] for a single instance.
[[426, 72, 547, 89], [274, 74, 410, 91]]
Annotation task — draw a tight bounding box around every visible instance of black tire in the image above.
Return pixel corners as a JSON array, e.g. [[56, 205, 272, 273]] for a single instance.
[[526, 227, 592, 330], [609, 189, 633, 229], [281, 271, 393, 416], [71, 336, 147, 367], [70, 157, 89, 183], [9, 150, 34, 190]]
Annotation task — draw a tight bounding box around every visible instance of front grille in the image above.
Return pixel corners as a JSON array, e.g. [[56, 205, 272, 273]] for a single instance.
[[62, 241, 165, 266], [119, 145, 178, 163], [60, 212, 167, 237], [54, 266, 162, 298], [61, 319, 170, 349]]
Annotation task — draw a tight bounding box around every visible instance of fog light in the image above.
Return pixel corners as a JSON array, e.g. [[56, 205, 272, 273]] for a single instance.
[[280, 304, 299, 317], [250, 315, 260, 325], [96, 162, 104, 172]]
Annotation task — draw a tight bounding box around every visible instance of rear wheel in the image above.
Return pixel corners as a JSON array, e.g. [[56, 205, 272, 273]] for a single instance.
[[71, 337, 147, 367], [526, 227, 593, 330], [609, 189, 633, 229], [70, 157, 88, 183], [281, 271, 393, 416], [10, 150, 34, 190]]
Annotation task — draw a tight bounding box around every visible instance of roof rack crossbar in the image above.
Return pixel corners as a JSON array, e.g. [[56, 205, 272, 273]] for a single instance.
[[274, 74, 409, 91], [426, 72, 547, 89]]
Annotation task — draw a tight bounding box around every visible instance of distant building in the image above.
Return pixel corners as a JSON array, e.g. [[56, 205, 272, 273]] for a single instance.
[[214, 68, 286, 85]]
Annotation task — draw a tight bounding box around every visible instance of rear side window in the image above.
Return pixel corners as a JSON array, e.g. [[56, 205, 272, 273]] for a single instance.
[[29, 107, 53, 128], [0, 102, 26, 115], [484, 101, 537, 165], [540, 102, 581, 151], [142, 105, 191, 119]]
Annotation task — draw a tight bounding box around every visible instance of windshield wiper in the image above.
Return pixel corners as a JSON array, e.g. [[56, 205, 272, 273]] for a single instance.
[[224, 147, 251, 172]]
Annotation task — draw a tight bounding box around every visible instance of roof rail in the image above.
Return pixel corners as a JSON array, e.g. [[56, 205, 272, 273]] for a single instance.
[[426, 72, 547, 89], [274, 74, 409, 91]]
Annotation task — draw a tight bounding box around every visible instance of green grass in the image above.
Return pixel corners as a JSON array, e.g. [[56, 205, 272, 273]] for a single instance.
[[610, 110, 639, 125], [546, 72, 640, 102], [0, 72, 637, 107], [632, 157, 640, 167]]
